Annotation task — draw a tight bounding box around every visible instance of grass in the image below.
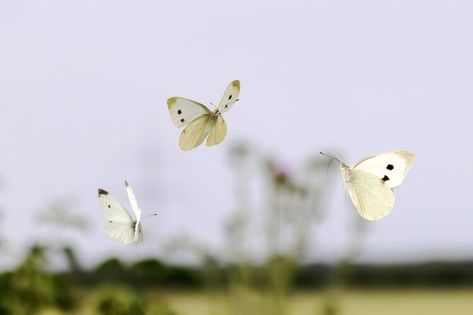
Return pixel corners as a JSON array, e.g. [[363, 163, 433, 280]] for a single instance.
[[161, 289, 473, 315]]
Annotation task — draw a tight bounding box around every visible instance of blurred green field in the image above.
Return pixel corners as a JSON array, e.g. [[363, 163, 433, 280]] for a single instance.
[[161, 289, 473, 315]]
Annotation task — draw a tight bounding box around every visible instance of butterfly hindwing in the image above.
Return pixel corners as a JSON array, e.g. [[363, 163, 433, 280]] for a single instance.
[[179, 114, 211, 151], [353, 150, 415, 188], [167, 97, 210, 128], [346, 169, 395, 221], [103, 221, 137, 244], [217, 80, 240, 113], [207, 115, 227, 146]]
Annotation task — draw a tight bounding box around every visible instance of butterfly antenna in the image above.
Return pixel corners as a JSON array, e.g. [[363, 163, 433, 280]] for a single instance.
[[144, 213, 158, 219], [320, 152, 343, 174], [320, 152, 343, 165], [326, 158, 336, 174]]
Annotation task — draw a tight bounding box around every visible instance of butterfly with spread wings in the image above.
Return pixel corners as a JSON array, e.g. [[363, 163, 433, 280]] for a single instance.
[[167, 80, 240, 151], [322, 150, 415, 220]]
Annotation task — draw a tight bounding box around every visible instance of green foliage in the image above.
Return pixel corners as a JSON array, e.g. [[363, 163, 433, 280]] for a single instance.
[[0, 245, 73, 315]]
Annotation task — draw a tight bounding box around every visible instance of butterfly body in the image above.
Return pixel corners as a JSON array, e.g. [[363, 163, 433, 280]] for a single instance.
[[167, 80, 240, 151], [324, 150, 415, 221], [340, 163, 350, 182], [97, 181, 143, 244]]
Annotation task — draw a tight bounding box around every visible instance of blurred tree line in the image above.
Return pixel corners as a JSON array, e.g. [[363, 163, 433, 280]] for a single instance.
[[1, 244, 473, 314]]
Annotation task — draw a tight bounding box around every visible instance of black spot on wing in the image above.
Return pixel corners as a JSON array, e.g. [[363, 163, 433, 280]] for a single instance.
[[107, 204, 111, 208], [382, 175, 390, 182], [98, 189, 108, 196], [180, 118, 185, 123], [177, 109, 182, 115], [386, 164, 394, 170], [228, 95, 232, 100]]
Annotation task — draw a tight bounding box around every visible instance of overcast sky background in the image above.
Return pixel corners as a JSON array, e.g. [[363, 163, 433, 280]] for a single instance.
[[1, 0, 472, 269]]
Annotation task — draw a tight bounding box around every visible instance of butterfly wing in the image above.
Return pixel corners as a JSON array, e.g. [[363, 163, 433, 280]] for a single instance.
[[179, 114, 211, 151], [125, 180, 142, 242], [98, 189, 137, 244], [206, 115, 227, 146], [167, 97, 211, 128], [353, 150, 415, 188], [217, 80, 240, 113], [346, 169, 395, 220]]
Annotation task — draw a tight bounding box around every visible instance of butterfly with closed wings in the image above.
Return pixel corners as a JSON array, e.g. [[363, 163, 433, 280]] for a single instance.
[[321, 150, 415, 221], [97, 180, 144, 244], [167, 80, 240, 151]]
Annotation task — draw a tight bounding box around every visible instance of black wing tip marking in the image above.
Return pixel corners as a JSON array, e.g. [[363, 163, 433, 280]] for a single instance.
[[98, 188, 109, 196], [124, 180, 129, 187]]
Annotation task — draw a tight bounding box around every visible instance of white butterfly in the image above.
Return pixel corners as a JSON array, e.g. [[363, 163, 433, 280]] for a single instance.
[[167, 80, 240, 151], [97, 180, 142, 244], [322, 150, 415, 221]]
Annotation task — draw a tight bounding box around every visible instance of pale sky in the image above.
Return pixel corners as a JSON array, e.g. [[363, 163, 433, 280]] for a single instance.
[[1, 0, 472, 268]]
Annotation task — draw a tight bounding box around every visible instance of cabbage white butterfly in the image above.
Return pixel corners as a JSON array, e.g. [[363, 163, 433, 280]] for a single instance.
[[97, 180, 143, 244], [167, 80, 240, 151], [321, 150, 415, 220]]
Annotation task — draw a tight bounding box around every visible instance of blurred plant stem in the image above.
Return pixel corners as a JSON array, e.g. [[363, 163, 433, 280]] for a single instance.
[[320, 215, 368, 315], [225, 142, 334, 314]]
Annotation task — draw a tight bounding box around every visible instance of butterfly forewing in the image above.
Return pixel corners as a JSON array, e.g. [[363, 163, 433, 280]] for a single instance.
[[347, 170, 395, 220], [98, 189, 138, 244], [353, 150, 415, 188], [125, 181, 142, 242], [179, 114, 211, 151], [125, 181, 141, 222], [207, 115, 227, 146], [98, 189, 133, 223], [167, 97, 210, 128], [217, 80, 240, 113]]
